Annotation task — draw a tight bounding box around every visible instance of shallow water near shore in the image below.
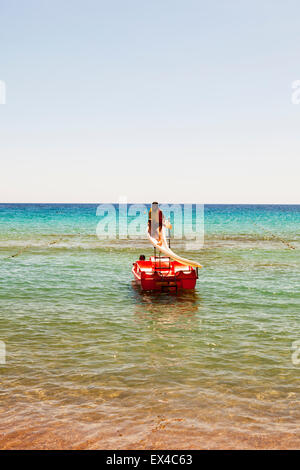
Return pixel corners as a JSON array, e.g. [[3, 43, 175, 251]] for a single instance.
[[0, 204, 299, 449]]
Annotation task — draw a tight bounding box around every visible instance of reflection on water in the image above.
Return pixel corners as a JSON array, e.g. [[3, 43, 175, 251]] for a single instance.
[[131, 282, 201, 327]]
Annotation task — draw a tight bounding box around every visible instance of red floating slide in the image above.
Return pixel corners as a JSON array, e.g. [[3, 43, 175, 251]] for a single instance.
[[132, 255, 199, 292], [132, 203, 202, 292]]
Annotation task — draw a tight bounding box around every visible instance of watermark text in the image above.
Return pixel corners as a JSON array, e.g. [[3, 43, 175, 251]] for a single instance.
[[0, 341, 6, 364], [291, 340, 300, 365], [0, 80, 6, 104], [291, 80, 300, 104], [96, 200, 204, 249]]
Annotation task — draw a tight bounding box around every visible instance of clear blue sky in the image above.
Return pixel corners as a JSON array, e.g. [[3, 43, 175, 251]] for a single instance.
[[0, 0, 299, 202]]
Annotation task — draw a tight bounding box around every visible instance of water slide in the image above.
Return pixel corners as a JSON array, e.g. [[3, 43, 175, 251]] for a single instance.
[[147, 226, 202, 269]]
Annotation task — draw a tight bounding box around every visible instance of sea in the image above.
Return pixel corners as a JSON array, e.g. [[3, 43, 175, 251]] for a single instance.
[[0, 204, 299, 449]]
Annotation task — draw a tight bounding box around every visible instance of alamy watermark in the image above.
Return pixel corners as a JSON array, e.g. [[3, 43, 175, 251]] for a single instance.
[[0, 341, 6, 364], [96, 199, 204, 249], [291, 80, 300, 104], [291, 340, 300, 365], [0, 80, 6, 104]]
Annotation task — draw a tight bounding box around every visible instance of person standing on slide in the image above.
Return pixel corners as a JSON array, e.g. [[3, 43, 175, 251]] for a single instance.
[[148, 202, 172, 246]]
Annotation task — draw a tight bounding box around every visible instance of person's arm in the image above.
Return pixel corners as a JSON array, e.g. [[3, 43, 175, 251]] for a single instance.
[[165, 220, 172, 230], [162, 213, 172, 230]]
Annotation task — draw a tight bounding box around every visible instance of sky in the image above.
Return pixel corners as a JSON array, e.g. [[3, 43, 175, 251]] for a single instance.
[[0, 0, 299, 203]]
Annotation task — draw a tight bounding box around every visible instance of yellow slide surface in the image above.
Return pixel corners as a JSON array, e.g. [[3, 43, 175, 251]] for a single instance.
[[147, 227, 202, 268]]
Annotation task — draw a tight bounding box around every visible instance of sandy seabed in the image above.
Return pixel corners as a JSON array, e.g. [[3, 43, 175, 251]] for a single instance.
[[0, 414, 299, 450]]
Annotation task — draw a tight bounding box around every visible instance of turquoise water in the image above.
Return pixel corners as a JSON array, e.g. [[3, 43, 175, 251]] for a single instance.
[[0, 204, 299, 449]]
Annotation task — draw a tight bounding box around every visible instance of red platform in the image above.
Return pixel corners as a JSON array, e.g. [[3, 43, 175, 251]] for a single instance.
[[132, 256, 198, 291]]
